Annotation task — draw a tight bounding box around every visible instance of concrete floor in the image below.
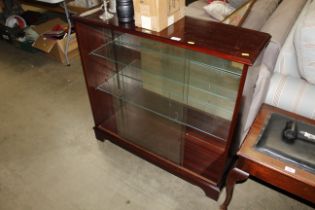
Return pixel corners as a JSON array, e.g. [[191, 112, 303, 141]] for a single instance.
[[0, 40, 313, 210]]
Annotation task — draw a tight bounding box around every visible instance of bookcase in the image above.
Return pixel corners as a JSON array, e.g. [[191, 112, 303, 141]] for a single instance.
[[73, 14, 270, 200]]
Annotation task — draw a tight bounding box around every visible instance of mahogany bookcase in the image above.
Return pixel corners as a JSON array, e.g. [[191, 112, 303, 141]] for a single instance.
[[73, 14, 270, 200]]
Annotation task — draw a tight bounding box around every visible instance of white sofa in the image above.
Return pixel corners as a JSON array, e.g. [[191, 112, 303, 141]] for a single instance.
[[265, 0, 315, 120], [186, 0, 309, 142], [186, 0, 282, 31]]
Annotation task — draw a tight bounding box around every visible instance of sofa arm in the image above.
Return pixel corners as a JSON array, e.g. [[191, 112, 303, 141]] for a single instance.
[[260, 40, 281, 73], [261, 0, 307, 46], [265, 73, 315, 119], [239, 64, 272, 143], [242, 0, 281, 30]]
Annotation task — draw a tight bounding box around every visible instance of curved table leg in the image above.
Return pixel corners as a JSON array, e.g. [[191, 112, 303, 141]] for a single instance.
[[220, 168, 249, 210]]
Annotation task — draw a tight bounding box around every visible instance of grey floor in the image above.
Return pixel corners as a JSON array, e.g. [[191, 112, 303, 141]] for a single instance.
[[0, 41, 313, 210]]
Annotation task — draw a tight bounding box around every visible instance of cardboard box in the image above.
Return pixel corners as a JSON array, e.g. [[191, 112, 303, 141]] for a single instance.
[[134, 0, 185, 32], [32, 18, 79, 64]]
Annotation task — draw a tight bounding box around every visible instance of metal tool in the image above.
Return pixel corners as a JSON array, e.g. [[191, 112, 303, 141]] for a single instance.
[[282, 120, 315, 144]]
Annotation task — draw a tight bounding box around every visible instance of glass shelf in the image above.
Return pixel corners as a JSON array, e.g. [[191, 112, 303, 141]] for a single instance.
[[90, 32, 244, 141], [113, 33, 243, 77], [97, 64, 232, 140], [99, 101, 184, 164], [91, 37, 243, 77], [91, 42, 240, 101]]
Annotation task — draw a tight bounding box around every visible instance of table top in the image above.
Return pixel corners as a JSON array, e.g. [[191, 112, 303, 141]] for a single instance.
[[238, 104, 315, 203]]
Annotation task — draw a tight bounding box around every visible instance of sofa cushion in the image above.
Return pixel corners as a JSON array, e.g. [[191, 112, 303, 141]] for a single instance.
[[261, 0, 307, 47], [295, 0, 315, 85], [241, 0, 281, 30], [188, 0, 208, 9], [241, 63, 271, 142], [222, 0, 255, 26], [204, 1, 235, 21], [229, 0, 248, 8], [260, 0, 307, 73], [265, 72, 315, 119], [186, 0, 282, 30], [273, 0, 311, 78], [185, 0, 216, 21]]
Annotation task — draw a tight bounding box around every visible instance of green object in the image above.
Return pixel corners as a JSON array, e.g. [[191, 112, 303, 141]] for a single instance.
[[15, 39, 38, 53]]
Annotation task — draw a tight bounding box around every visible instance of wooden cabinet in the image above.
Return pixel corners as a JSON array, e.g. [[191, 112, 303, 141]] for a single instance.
[[73, 14, 270, 200]]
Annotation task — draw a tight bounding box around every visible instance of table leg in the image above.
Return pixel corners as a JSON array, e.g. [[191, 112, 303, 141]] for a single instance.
[[220, 168, 249, 210], [62, 1, 71, 66]]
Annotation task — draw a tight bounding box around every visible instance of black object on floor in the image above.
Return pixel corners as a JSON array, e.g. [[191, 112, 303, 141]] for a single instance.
[[0, 23, 24, 42], [255, 113, 315, 173]]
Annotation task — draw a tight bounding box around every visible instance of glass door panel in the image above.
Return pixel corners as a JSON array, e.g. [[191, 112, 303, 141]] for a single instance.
[[91, 31, 244, 164]]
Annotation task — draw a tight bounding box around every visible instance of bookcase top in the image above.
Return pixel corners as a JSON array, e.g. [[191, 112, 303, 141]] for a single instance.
[[73, 14, 271, 65]]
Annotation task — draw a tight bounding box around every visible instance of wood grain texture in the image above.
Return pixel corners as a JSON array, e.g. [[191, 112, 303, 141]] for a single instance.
[[220, 168, 249, 210], [76, 23, 116, 126], [183, 134, 226, 183], [73, 15, 271, 65]]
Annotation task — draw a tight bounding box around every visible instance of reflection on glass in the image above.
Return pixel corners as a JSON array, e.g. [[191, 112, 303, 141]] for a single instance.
[[91, 32, 243, 141]]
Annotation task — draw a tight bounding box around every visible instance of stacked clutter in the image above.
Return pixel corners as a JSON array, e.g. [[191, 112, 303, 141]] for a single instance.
[[0, 0, 28, 44], [0, 15, 27, 42], [0, 2, 44, 52], [32, 18, 78, 64], [0, 0, 79, 63]]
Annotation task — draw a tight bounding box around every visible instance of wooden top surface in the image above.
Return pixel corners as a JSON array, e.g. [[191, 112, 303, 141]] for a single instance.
[[73, 14, 271, 65], [239, 104, 315, 189]]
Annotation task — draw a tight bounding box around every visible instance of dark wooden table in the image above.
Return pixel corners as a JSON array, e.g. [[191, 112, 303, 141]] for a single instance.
[[220, 104, 315, 210]]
